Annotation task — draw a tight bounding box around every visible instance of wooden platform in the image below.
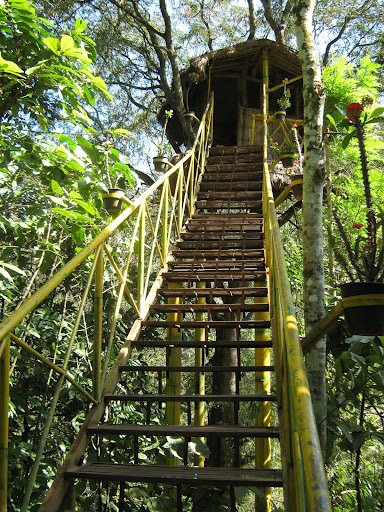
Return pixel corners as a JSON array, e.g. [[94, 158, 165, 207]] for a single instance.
[[65, 464, 283, 487]]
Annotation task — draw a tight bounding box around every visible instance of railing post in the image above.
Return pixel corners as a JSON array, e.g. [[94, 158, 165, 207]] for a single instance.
[[93, 244, 104, 401], [177, 167, 183, 235], [0, 337, 9, 512], [194, 282, 206, 467], [162, 183, 169, 262], [137, 202, 146, 315], [255, 288, 272, 512]]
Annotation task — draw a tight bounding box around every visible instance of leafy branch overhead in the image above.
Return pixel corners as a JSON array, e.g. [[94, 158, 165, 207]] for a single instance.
[[0, 3, 111, 128]]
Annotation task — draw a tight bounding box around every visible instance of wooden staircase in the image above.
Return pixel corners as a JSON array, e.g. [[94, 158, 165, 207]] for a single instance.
[[65, 146, 283, 510]]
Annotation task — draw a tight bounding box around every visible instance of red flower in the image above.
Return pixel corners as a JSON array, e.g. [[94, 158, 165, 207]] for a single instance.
[[346, 102, 364, 122], [352, 223, 363, 229]]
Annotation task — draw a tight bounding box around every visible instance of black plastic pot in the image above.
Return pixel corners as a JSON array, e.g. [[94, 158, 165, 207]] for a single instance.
[[340, 282, 384, 336], [103, 188, 124, 215], [153, 155, 171, 172], [291, 174, 303, 200], [281, 154, 295, 168], [275, 111, 286, 120]]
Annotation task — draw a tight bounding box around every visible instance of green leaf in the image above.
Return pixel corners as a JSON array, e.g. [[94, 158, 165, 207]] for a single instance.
[[43, 37, 60, 54], [73, 18, 87, 34], [53, 207, 94, 224], [0, 55, 24, 76], [71, 225, 85, 245], [0, 262, 25, 276], [72, 198, 100, 217], [369, 107, 384, 119], [326, 114, 337, 129], [341, 132, 355, 149], [51, 179, 64, 196], [60, 35, 75, 52]]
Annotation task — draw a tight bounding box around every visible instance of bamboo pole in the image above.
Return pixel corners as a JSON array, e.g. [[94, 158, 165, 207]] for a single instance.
[[254, 47, 272, 512], [177, 166, 183, 235], [21, 249, 100, 510], [162, 182, 169, 262], [9, 334, 96, 404], [93, 244, 104, 401], [264, 164, 332, 510], [137, 203, 146, 316], [0, 337, 9, 512], [165, 282, 182, 460], [194, 282, 206, 467]]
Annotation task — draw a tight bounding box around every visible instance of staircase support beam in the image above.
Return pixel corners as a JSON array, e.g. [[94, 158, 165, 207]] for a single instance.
[[93, 244, 104, 401], [0, 337, 9, 512]]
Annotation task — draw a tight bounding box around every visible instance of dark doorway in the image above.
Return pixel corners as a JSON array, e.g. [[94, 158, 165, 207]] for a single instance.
[[212, 77, 238, 146]]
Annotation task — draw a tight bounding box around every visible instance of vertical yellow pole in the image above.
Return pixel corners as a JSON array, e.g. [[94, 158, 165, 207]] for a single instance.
[[93, 245, 104, 401], [177, 168, 183, 235], [254, 48, 271, 512], [162, 183, 169, 262], [165, 282, 181, 461], [164, 283, 181, 511], [194, 282, 206, 467], [0, 337, 9, 512], [189, 159, 195, 217], [137, 203, 146, 315]]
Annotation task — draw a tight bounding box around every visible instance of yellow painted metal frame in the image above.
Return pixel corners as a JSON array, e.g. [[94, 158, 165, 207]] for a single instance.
[[0, 94, 214, 511], [262, 49, 332, 512], [301, 295, 384, 355]]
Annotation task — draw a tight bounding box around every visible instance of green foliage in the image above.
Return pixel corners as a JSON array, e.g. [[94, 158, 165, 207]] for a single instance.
[[323, 56, 380, 122], [327, 336, 384, 511]]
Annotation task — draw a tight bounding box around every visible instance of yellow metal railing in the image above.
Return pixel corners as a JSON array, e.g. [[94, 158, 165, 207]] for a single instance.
[[0, 94, 214, 511], [262, 145, 332, 512]]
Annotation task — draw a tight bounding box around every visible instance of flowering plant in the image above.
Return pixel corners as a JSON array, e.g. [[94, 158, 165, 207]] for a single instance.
[[327, 102, 384, 282], [276, 78, 291, 111]]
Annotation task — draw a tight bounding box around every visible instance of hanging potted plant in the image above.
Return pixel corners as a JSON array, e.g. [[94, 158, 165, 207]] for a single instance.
[[275, 78, 291, 120], [327, 100, 384, 335], [99, 139, 133, 215], [153, 109, 173, 172], [279, 140, 297, 168]]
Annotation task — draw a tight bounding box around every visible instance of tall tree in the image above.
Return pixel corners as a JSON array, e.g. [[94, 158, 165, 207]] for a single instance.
[[293, 0, 327, 453]]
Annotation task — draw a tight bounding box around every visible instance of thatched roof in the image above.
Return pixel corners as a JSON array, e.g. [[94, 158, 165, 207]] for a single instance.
[[185, 38, 302, 79]]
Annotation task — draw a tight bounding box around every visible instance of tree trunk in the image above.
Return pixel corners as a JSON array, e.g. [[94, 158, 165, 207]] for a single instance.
[[294, 0, 327, 455]]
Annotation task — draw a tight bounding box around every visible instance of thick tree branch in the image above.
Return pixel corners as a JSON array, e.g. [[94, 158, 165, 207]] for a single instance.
[[247, 0, 256, 40]]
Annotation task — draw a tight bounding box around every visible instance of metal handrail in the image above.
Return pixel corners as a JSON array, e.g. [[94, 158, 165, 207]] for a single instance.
[[263, 155, 332, 511], [0, 93, 214, 511]]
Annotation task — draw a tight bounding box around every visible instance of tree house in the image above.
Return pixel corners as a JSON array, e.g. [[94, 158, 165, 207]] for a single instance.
[[167, 39, 303, 149]]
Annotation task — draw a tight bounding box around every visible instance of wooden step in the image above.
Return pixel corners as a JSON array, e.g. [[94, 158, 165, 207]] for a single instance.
[[199, 181, 262, 191], [65, 463, 283, 487], [202, 172, 263, 182], [105, 394, 277, 404], [176, 240, 264, 250], [142, 320, 270, 329], [181, 232, 264, 242], [195, 200, 262, 210], [168, 260, 265, 270], [197, 191, 262, 200], [205, 163, 263, 173], [209, 145, 262, 156], [207, 155, 263, 165], [150, 303, 269, 313], [133, 340, 272, 349], [185, 224, 263, 233], [190, 213, 263, 220], [120, 365, 274, 373], [157, 287, 268, 298], [172, 249, 265, 260], [162, 271, 266, 282], [87, 424, 280, 438]]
